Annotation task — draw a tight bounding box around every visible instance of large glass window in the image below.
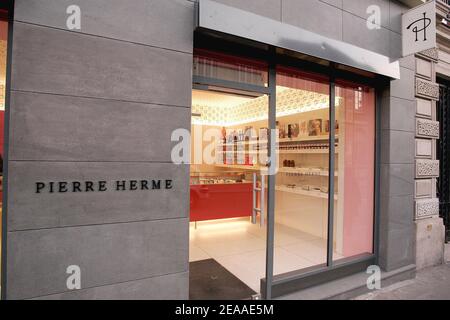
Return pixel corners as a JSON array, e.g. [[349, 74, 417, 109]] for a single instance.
[[189, 48, 377, 299], [333, 83, 376, 261], [273, 67, 332, 274]]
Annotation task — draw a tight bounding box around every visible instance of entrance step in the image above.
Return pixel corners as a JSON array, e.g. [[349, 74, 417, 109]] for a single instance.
[[276, 264, 416, 300]]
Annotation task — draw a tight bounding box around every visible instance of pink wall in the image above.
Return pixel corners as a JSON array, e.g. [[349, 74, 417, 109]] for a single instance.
[[0, 110, 4, 156], [340, 86, 375, 257]]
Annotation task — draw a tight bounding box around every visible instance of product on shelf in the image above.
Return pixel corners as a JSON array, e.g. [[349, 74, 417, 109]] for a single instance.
[[282, 159, 296, 168], [288, 123, 300, 138], [299, 121, 308, 137], [308, 119, 323, 136], [324, 119, 339, 134]]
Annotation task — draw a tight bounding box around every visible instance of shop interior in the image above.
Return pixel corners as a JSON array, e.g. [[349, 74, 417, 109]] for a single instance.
[[188, 51, 375, 300]]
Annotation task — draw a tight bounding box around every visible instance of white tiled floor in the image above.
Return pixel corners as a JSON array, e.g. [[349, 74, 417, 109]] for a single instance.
[[189, 218, 343, 292]]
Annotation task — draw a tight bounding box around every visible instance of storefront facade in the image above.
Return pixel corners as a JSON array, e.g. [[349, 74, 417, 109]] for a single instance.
[[0, 0, 448, 300]]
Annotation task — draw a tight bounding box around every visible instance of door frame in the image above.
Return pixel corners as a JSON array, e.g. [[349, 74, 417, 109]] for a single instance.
[[437, 78, 450, 243], [0, 0, 14, 301]]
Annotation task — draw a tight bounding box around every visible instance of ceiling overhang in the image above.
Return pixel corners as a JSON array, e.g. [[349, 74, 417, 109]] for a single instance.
[[396, 0, 427, 8], [196, 0, 400, 79]]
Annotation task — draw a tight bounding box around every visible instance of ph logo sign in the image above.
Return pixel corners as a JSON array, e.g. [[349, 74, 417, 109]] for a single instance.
[[402, 1, 436, 57]]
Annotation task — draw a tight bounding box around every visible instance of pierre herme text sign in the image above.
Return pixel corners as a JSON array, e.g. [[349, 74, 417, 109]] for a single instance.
[[35, 179, 173, 194], [402, 0, 436, 57]]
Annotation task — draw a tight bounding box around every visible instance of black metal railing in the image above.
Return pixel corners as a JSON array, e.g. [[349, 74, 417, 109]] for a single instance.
[[438, 81, 450, 243]]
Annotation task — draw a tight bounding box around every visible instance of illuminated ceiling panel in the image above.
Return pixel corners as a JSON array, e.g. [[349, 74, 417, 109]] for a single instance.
[[192, 88, 340, 126]]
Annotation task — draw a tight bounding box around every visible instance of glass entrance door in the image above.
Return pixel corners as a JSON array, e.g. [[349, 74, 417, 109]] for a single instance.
[[189, 50, 270, 299]]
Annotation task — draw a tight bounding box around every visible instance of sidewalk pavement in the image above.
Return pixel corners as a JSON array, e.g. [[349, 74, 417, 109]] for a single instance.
[[354, 264, 450, 300]]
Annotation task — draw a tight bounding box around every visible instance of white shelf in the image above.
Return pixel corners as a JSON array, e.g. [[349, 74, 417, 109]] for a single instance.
[[278, 149, 337, 154], [278, 135, 338, 143], [217, 149, 337, 154], [217, 150, 267, 154], [218, 135, 339, 147], [214, 164, 266, 171], [220, 140, 265, 147], [276, 185, 338, 200], [205, 168, 338, 199], [278, 167, 338, 177], [214, 165, 338, 177]]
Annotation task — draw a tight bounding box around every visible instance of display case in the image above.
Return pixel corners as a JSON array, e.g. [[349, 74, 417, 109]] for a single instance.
[[190, 172, 254, 222]]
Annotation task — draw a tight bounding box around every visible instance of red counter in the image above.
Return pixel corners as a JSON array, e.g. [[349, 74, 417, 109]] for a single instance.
[[190, 183, 253, 222]]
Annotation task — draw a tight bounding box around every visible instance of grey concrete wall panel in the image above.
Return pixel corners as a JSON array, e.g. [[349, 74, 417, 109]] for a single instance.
[[198, 0, 400, 78], [389, 0, 408, 34], [381, 195, 415, 227], [342, 12, 390, 57], [380, 130, 415, 164], [378, 44, 417, 273], [32, 272, 189, 300], [208, 0, 282, 20], [7, 161, 189, 231], [390, 31, 403, 61], [282, 0, 343, 41], [14, 0, 194, 53], [5, 0, 194, 301], [399, 55, 416, 72], [380, 164, 414, 198], [381, 97, 415, 132], [380, 222, 415, 271], [320, 0, 343, 9], [379, 194, 415, 271], [390, 67, 416, 101], [7, 218, 189, 299], [9, 91, 190, 162], [11, 22, 192, 107], [343, 0, 390, 29]]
